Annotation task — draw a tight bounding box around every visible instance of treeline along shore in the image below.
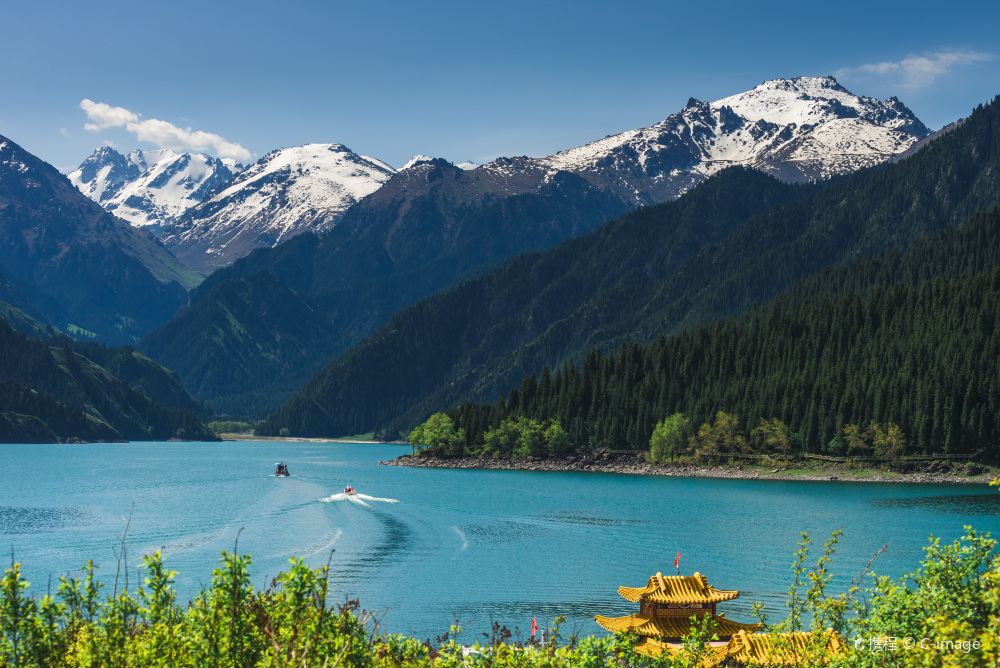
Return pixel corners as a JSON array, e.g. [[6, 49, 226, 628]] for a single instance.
[[381, 451, 997, 485]]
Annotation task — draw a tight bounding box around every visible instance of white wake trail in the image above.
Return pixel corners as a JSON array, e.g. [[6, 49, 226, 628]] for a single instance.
[[319, 492, 399, 507], [355, 493, 399, 504]]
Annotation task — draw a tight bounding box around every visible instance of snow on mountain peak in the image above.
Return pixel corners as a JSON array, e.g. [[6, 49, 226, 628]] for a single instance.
[[161, 142, 397, 272], [69, 147, 241, 228], [402, 154, 435, 170], [541, 76, 929, 202]]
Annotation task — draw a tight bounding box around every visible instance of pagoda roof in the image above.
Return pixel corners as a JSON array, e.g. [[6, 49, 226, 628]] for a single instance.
[[635, 638, 729, 664], [593, 613, 761, 639], [633, 630, 846, 665], [724, 630, 846, 666], [618, 572, 739, 605]]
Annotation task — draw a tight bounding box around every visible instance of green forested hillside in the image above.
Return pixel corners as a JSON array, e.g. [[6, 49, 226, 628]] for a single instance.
[[0, 136, 196, 343], [262, 96, 1000, 438], [450, 211, 1000, 459], [0, 320, 215, 442], [141, 166, 629, 415]]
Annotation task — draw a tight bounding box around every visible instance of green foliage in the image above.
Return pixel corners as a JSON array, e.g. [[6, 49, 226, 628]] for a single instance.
[[871, 423, 906, 462], [482, 418, 521, 457], [689, 411, 747, 460], [649, 413, 690, 463], [409, 413, 464, 457], [544, 420, 572, 457], [481, 417, 572, 459], [0, 319, 215, 443], [847, 528, 999, 666], [1, 523, 999, 666], [0, 550, 716, 667], [208, 420, 254, 435], [751, 417, 792, 454], [514, 418, 546, 458]]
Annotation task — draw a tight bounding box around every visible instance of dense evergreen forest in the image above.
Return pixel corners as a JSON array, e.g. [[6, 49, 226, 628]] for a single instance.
[[0, 319, 214, 442], [449, 211, 1000, 460], [263, 96, 1000, 439]]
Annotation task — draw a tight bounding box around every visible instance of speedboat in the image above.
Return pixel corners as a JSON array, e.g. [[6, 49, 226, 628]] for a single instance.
[[343, 485, 357, 495], [275, 462, 290, 477]]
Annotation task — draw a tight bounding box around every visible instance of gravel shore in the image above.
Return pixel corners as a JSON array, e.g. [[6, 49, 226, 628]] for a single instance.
[[380, 453, 996, 485]]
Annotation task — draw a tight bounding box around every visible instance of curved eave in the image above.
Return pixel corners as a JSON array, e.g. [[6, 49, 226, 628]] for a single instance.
[[617, 585, 740, 605], [594, 613, 761, 639]]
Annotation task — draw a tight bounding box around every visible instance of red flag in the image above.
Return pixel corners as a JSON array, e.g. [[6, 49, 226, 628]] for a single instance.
[[531, 617, 538, 637], [674, 551, 681, 571]]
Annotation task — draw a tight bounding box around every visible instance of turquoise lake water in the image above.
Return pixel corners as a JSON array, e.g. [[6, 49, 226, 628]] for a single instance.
[[2, 440, 999, 641]]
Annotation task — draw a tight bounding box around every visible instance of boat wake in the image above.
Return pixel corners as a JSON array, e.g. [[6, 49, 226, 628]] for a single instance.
[[320, 493, 399, 508]]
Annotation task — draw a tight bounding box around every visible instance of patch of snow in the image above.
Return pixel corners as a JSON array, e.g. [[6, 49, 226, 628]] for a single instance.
[[401, 154, 435, 170], [163, 143, 397, 269]]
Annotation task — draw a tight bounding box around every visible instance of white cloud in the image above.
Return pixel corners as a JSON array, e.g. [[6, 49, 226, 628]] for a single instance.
[[125, 118, 251, 162], [80, 99, 139, 131], [78, 99, 251, 161], [836, 50, 995, 90]]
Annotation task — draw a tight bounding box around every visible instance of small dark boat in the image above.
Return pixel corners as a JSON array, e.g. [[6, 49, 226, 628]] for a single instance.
[[343, 485, 357, 495], [275, 462, 290, 477]]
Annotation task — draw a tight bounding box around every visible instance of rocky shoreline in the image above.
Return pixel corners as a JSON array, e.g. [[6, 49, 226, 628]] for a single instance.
[[380, 453, 996, 485]]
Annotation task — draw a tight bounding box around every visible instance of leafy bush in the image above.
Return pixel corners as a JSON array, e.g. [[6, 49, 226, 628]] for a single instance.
[[3, 489, 1000, 666], [207, 420, 254, 435]]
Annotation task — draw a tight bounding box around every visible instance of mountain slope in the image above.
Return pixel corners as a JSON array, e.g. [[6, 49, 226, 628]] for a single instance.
[[141, 164, 628, 414], [452, 210, 1000, 459], [260, 95, 1000, 438], [0, 135, 199, 343], [69, 147, 240, 230], [142, 77, 929, 413], [0, 319, 214, 442], [161, 144, 396, 271]]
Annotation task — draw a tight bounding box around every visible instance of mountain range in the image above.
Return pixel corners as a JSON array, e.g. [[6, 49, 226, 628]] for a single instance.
[[70, 76, 928, 274], [68, 147, 240, 231], [4, 74, 984, 447], [134, 76, 932, 415], [258, 95, 1000, 438]]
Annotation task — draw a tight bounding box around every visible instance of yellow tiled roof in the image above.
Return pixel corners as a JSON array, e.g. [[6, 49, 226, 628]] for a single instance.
[[724, 630, 846, 666], [632, 630, 846, 666], [618, 571, 740, 604], [593, 613, 761, 639], [635, 638, 729, 663]]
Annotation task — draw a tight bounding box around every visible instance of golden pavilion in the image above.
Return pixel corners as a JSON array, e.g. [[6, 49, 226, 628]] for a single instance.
[[595, 571, 847, 665], [639, 629, 847, 666], [594, 571, 762, 645]]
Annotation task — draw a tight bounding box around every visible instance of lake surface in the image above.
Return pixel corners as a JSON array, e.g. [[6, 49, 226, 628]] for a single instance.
[[2, 440, 999, 641]]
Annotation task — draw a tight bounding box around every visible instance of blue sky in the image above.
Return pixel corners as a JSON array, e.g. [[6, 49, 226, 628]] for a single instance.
[[2, 0, 998, 171]]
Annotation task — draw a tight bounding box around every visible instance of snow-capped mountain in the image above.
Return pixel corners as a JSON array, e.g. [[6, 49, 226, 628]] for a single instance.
[[401, 154, 435, 170], [67, 146, 141, 203], [534, 75, 929, 202], [162, 143, 396, 271], [401, 155, 478, 171], [70, 76, 927, 274], [69, 147, 240, 228]]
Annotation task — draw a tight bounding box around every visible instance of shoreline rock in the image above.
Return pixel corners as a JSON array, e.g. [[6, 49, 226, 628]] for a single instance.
[[380, 453, 995, 485]]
